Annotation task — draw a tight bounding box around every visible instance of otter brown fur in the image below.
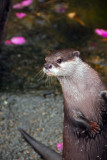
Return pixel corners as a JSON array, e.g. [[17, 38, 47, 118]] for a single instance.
[[20, 49, 107, 160]]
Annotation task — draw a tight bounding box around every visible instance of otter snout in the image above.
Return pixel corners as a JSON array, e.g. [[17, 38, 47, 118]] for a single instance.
[[43, 63, 56, 76], [44, 63, 52, 70]]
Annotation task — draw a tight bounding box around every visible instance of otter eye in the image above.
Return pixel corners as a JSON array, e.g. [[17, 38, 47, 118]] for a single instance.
[[57, 58, 62, 64]]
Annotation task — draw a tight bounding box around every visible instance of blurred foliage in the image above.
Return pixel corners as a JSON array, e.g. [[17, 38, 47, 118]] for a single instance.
[[0, 0, 107, 91]]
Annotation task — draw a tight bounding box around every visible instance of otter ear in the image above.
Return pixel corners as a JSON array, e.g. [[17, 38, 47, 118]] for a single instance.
[[72, 51, 80, 57]]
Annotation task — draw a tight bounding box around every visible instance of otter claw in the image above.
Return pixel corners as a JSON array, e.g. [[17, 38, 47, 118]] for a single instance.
[[89, 121, 100, 135]]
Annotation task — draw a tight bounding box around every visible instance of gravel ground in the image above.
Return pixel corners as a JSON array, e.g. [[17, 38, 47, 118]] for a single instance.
[[0, 91, 63, 160]]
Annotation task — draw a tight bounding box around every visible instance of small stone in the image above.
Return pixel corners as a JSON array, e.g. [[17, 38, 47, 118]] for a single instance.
[[4, 101, 8, 105], [26, 150, 30, 154]]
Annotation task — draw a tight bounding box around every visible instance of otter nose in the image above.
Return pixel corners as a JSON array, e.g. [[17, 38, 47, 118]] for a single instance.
[[44, 63, 52, 70]]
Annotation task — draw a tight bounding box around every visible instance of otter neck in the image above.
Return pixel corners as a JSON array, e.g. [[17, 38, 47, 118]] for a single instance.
[[58, 61, 103, 122]]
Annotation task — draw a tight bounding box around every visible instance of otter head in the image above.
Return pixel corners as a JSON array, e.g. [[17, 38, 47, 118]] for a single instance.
[[43, 49, 80, 77]]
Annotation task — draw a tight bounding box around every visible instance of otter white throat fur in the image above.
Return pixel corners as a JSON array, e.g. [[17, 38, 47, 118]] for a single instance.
[[19, 49, 107, 160]]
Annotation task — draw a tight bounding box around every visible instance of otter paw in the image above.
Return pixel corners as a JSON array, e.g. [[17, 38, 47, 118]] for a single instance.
[[89, 121, 100, 135]]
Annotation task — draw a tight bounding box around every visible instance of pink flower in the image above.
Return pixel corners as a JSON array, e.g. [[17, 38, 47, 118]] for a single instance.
[[21, 0, 33, 7], [95, 29, 107, 38], [11, 37, 26, 45], [16, 12, 26, 19], [13, 3, 23, 9], [5, 40, 12, 45], [5, 37, 26, 45], [55, 3, 68, 13], [13, 0, 33, 9], [56, 143, 63, 151]]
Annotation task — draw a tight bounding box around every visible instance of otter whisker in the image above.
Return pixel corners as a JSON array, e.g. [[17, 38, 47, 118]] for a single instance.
[[46, 75, 52, 87], [35, 69, 44, 78], [45, 75, 49, 85], [34, 69, 46, 81], [37, 72, 45, 81]]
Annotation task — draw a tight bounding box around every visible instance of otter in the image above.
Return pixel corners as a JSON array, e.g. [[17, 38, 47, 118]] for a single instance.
[[19, 49, 107, 160]]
